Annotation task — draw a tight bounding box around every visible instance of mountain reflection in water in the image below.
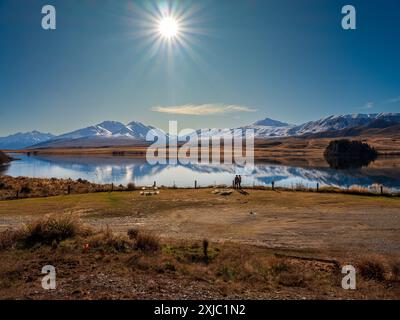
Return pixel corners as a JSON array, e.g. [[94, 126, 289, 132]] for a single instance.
[[2, 154, 400, 191]]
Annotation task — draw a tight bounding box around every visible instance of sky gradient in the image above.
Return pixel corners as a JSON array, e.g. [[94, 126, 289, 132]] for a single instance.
[[1, 0, 400, 135]]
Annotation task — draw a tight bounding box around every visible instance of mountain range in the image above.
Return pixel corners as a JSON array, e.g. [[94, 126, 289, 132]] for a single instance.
[[0, 131, 55, 150], [0, 113, 399, 150]]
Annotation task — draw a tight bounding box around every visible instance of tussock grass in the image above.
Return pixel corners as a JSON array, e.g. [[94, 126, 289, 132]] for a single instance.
[[88, 226, 130, 252], [134, 231, 161, 253], [278, 272, 306, 287], [127, 228, 139, 240], [23, 216, 82, 247], [0, 215, 87, 249], [0, 229, 25, 250], [358, 256, 386, 282], [390, 260, 400, 281]]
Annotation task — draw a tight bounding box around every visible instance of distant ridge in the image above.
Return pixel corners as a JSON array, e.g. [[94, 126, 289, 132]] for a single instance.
[[241, 113, 400, 139], [1, 113, 399, 149], [0, 131, 55, 150]]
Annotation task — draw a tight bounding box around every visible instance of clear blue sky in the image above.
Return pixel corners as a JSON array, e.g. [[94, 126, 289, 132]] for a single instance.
[[1, 0, 399, 135]]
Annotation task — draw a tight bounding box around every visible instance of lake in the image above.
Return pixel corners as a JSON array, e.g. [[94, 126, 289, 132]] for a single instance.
[[1, 154, 400, 191]]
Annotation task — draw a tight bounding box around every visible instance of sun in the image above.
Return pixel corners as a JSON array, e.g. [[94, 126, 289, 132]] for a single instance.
[[159, 17, 179, 39]]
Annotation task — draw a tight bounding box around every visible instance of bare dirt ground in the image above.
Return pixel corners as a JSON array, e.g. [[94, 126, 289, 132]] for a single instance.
[[1, 189, 399, 259]]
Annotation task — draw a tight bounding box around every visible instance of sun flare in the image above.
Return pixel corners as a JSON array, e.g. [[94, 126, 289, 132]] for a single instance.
[[159, 17, 179, 39]]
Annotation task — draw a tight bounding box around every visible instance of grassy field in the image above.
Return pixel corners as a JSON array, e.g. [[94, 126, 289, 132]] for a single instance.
[[1, 188, 399, 299], [1, 188, 399, 257]]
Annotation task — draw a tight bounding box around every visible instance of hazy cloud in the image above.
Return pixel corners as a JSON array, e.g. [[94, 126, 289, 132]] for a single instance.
[[152, 104, 257, 115], [360, 101, 374, 109], [384, 96, 400, 104]]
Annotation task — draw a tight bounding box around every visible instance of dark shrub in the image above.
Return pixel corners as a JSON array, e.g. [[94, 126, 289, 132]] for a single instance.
[[135, 231, 160, 253], [127, 183, 136, 191], [23, 216, 80, 247], [390, 260, 400, 280], [20, 185, 31, 194], [127, 228, 139, 240], [0, 151, 11, 164], [358, 258, 385, 281], [324, 139, 378, 169]]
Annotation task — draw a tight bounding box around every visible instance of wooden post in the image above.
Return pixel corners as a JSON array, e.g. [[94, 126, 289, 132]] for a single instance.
[[16, 190, 19, 199], [380, 186, 383, 195], [195, 180, 197, 189], [153, 181, 157, 188], [67, 185, 71, 195], [317, 183, 319, 192], [272, 181, 275, 191], [111, 183, 114, 192]]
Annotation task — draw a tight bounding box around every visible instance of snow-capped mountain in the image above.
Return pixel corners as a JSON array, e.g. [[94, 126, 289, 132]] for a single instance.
[[287, 113, 400, 136], [242, 117, 295, 138], [2, 112, 399, 150], [252, 118, 291, 127], [0, 131, 55, 150], [250, 113, 400, 138], [192, 118, 295, 139], [29, 121, 157, 149], [125, 121, 157, 139], [55, 120, 157, 141]]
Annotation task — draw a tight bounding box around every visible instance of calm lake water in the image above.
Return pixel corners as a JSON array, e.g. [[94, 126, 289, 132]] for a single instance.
[[1, 154, 400, 191]]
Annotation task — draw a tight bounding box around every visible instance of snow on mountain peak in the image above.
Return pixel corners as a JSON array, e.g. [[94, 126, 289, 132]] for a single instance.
[[252, 118, 291, 127], [2, 112, 400, 149]]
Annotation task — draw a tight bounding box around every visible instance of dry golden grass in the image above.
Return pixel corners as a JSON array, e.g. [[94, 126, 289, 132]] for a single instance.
[[0, 218, 399, 299], [134, 231, 161, 253], [0, 176, 119, 200], [0, 215, 87, 249], [88, 226, 130, 253]]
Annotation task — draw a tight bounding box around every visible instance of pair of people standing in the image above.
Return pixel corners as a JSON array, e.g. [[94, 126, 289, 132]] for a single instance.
[[234, 175, 242, 189]]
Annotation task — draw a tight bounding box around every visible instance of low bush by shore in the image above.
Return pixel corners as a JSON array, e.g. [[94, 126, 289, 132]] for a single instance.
[[0, 176, 122, 200], [0, 151, 11, 164]]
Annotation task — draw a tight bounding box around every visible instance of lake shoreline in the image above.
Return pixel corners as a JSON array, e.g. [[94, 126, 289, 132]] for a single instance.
[[1, 175, 399, 201]]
